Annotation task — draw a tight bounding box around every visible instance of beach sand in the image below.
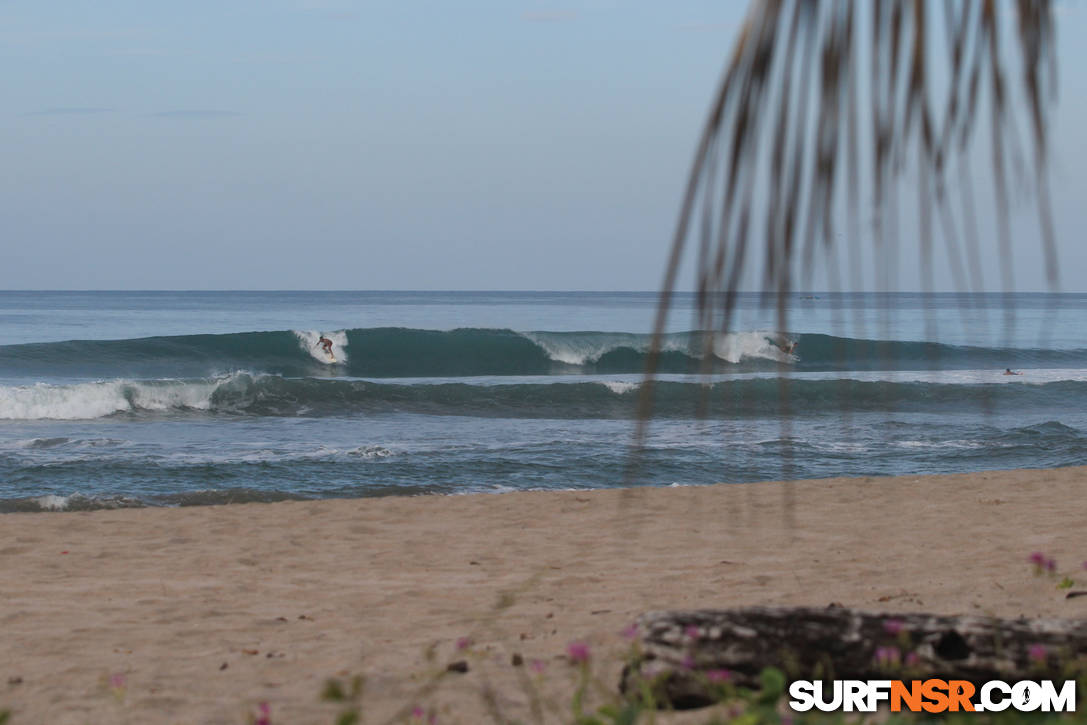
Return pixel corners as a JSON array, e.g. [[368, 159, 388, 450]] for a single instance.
[[2, 466, 1084, 724]]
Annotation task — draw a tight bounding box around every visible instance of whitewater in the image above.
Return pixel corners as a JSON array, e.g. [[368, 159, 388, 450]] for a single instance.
[[2, 290, 1087, 512]]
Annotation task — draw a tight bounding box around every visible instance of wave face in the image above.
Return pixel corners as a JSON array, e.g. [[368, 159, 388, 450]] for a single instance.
[[5, 372, 1087, 420], [1, 328, 1083, 379]]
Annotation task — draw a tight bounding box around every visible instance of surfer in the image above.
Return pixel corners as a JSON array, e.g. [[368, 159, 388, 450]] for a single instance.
[[316, 334, 334, 358], [768, 335, 796, 356], [1004, 368, 1022, 376]]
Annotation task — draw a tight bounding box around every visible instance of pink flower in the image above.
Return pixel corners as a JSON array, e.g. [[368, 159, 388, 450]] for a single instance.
[[1082, 561, 1087, 571], [882, 619, 904, 636], [1029, 552, 1057, 571], [566, 641, 591, 664], [904, 652, 921, 667], [109, 673, 126, 689], [620, 623, 639, 640], [680, 654, 695, 670], [410, 706, 437, 724], [529, 659, 546, 674], [455, 636, 472, 651], [1028, 644, 1047, 663], [255, 702, 271, 725], [706, 669, 732, 683], [684, 625, 700, 641], [873, 646, 901, 667]]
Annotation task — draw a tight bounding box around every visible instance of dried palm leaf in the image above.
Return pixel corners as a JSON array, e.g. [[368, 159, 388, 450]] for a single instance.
[[636, 0, 1056, 442]]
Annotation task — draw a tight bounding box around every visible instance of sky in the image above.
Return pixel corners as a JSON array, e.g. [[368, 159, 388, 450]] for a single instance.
[[2, 1, 1085, 291]]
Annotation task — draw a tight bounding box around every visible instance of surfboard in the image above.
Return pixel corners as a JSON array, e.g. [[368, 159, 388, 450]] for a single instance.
[[326, 351, 336, 363]]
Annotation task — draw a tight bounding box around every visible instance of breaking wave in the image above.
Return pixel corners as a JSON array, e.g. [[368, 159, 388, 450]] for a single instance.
[[1, 328, 1082, 379], [2, 372, 1085, 420]]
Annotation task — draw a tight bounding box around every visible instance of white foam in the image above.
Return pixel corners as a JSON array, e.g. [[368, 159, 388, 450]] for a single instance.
[[895, 439, 993, 450], [708, 330, 796, 364], [0, 375, 234, 420], [24, 493, 139, 511], [521, 330, 796, 366], [348, 445, 394, 459], [814, 440, 872, 454], [521, 331, 645, 365], [16, 437, 71, 449], [771, 368, 1087, 385], [34, 494, 71, 511], [293, 329, 349, 365], [600, 381, 638, 394]]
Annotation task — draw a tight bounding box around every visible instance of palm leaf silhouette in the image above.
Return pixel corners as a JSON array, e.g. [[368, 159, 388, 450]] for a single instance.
[[637, 0, 1056, 439]]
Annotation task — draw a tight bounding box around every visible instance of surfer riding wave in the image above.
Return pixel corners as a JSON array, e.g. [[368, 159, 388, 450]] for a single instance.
[[316, 335, 333, 356], [293, 330, 347, 364]]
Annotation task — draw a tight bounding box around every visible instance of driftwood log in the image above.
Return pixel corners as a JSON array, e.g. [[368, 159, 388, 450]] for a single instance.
[[620, 607, 1087, 709]]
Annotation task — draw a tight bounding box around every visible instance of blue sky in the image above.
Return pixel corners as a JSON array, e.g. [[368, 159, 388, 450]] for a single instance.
[[2, 1, 1084, 290]]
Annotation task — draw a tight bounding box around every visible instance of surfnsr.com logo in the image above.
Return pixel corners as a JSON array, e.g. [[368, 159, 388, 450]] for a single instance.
[[788, 679, 1077, 713]]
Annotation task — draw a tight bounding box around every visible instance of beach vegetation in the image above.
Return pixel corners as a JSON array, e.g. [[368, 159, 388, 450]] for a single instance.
[[1029, 551, 1079, 590], [321, 674, 365, 725], [266, 553, 1087, 724], [295, 613, 1087, 725]]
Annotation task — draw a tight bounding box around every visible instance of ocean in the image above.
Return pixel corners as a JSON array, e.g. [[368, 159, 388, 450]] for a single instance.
[[1, 290, 1085, 512]]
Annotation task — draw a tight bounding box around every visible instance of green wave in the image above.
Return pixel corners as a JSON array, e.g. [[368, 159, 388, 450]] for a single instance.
[[0, 327, 1083, 379]]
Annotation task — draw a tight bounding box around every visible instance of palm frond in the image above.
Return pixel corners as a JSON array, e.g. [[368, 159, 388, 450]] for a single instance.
[[636, 0, 1056, 438]]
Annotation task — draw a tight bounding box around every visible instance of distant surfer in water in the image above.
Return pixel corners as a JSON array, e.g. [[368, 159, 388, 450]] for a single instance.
[[1004, 368, 1022, 376], [316, 334, 334, 358]]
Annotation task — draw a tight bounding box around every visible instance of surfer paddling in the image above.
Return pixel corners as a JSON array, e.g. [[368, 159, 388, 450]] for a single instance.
[[1004, 368, 1022, 376], [316, 334, 334, 360]]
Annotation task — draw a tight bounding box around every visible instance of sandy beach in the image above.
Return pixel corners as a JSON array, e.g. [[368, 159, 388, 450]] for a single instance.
[[2, 466, 1085, 724]]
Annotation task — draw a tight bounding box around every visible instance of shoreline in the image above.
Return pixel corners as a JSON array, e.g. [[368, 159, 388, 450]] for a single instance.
[[4, 458, 1081, 514], [3, 466, 1085, 723]]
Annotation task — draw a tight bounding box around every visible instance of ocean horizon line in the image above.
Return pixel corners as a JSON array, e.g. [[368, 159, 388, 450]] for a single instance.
[[0, 288, 1080, 295]]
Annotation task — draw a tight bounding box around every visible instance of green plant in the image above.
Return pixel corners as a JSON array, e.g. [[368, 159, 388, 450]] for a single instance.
[[321, 675, 365, 725]]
